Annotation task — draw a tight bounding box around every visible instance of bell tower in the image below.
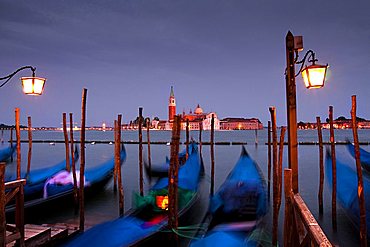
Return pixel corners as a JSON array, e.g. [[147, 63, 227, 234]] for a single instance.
[[168, 86, 176, 122]]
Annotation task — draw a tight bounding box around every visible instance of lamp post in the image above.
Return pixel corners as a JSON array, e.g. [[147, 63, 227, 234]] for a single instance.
[[0, 66, 46, 95], [285, 31, 328, 193]]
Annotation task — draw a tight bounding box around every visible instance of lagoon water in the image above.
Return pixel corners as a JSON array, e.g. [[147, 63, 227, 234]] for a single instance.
[[2, 129, 370, 246]]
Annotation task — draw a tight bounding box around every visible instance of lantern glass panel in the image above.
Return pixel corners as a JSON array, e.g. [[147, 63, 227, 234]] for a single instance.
[[302, 65, 327, 89], [21, 77, 46, 95]]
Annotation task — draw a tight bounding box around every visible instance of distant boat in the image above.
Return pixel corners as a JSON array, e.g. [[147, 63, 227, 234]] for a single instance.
[[346, 141, 370, 172], [0, 143, 16, 162], [63, 142, 205, 247], [49, 142, 56, 146], [91, 141, 96, 145], [189, 145, 269, 246], [325, 148, 370, 237]]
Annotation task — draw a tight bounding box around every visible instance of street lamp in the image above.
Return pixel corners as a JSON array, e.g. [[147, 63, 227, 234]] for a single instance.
[[285, 31, 328, 193], [0, 66, 46, 95]]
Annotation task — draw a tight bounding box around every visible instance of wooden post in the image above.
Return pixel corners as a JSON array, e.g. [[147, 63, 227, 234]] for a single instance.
[[350, 95, 367, 246], [255, 129, 258, 146], [278, 126, 286, 212], [0, 162, 5, 247], [283, 168, 293, 247], [15, 108, 21, 180], [285, 31, 299, 194], [146, 118, 152, 179], [168, 115, 181, 245], [138, 107, 144, 196], [268, 121, 272, 199], [210, 114, 215, 196], [186, 119, 189, 160], [269, 107, 278, 246], [316, 116, 324, 215], [63, 113, 71, 172], [70, 113, 78, 214], [113, 118, 118, 192], [10, 128, 13, 162], [199, 122, 202, 155], [79, 88, 87, 232], [15, 178, 25, 247], [118, 115, 124, 216], [26, 116, 32, 175], [116, 115, 124, 216], [329, 105, 337, 230]]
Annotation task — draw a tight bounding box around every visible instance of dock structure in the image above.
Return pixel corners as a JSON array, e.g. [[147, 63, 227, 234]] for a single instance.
[[0, 162, 79, 247], [283, 168, 332, 246]]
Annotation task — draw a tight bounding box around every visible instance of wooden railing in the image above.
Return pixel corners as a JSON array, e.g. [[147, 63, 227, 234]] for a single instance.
[[284, 168, 332, 247], [0, 162, 26, 247]]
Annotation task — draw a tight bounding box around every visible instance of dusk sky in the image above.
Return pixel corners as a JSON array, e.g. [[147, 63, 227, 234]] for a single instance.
[[1, 0, 369, 127]]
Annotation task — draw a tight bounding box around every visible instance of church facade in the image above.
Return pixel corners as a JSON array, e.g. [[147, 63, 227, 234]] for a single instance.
[[157, 87, 220, 130]]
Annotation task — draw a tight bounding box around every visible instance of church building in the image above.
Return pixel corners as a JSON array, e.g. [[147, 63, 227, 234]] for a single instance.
[[160, 86, 220, 130]]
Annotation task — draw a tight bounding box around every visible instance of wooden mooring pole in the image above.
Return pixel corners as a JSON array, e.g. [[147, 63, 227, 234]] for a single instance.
[[255, 129, 258, 146], [63, 113, 71, 172], [0, 162, 5, 247], [210, 114, 215, 196], [186, 119, 189, 160], [79, 88, 87, 232], [10, 128, 13, 162], [283, 168, 293, 247], [350, 95, 367, 247], [15, 108, 21, 180], [114, 120, 118, 190], [138, 107, 144, 196], [267, 121, 272, 199], [70, 113, 78, 214], [269, 107, 279, 246], [27, 116, 32, 176], [116, 115, 124, 217], [316, 116, 324, 215], [199, 122, 202, 155], [329, 105, 337, 230], [168, 115, 181, 245], [146, 119, 152, 179], [278, 126, 286, 213]]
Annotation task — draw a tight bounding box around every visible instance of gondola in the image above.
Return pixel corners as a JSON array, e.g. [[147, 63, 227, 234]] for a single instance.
[[325, 148, 370, 237], [0, 143, 16, 162], [62, 142, 206, 247], [346, 141, 370, 172], [5, 146, 80, 202], [189, 145, 269, 247], [6, 144, 126, 213]]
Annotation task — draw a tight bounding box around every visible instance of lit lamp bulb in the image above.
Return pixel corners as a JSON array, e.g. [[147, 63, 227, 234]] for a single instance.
[[301, 64, 328, 89], [21, 76, 46, 95]]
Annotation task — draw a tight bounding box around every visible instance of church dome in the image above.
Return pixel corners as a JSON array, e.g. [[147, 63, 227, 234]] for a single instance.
[[194, 104, 203, 114]]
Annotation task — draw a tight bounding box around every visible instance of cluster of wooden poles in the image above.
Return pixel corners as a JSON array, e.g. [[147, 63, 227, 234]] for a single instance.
[[1, 88, 220, 245], [4, 90, 367, 246], [267, 95, 366, 246]]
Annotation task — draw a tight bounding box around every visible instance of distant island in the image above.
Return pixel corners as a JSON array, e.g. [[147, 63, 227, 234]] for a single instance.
[[297, 116, 370, 129]]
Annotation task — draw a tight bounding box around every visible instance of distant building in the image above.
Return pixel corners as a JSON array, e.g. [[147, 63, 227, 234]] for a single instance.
[[168, 86, 176, 122], [155, 87, 220, 130], [153, 86, 264, 131], [220, 118, 263, 130], [181, 104, 220, 130]]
